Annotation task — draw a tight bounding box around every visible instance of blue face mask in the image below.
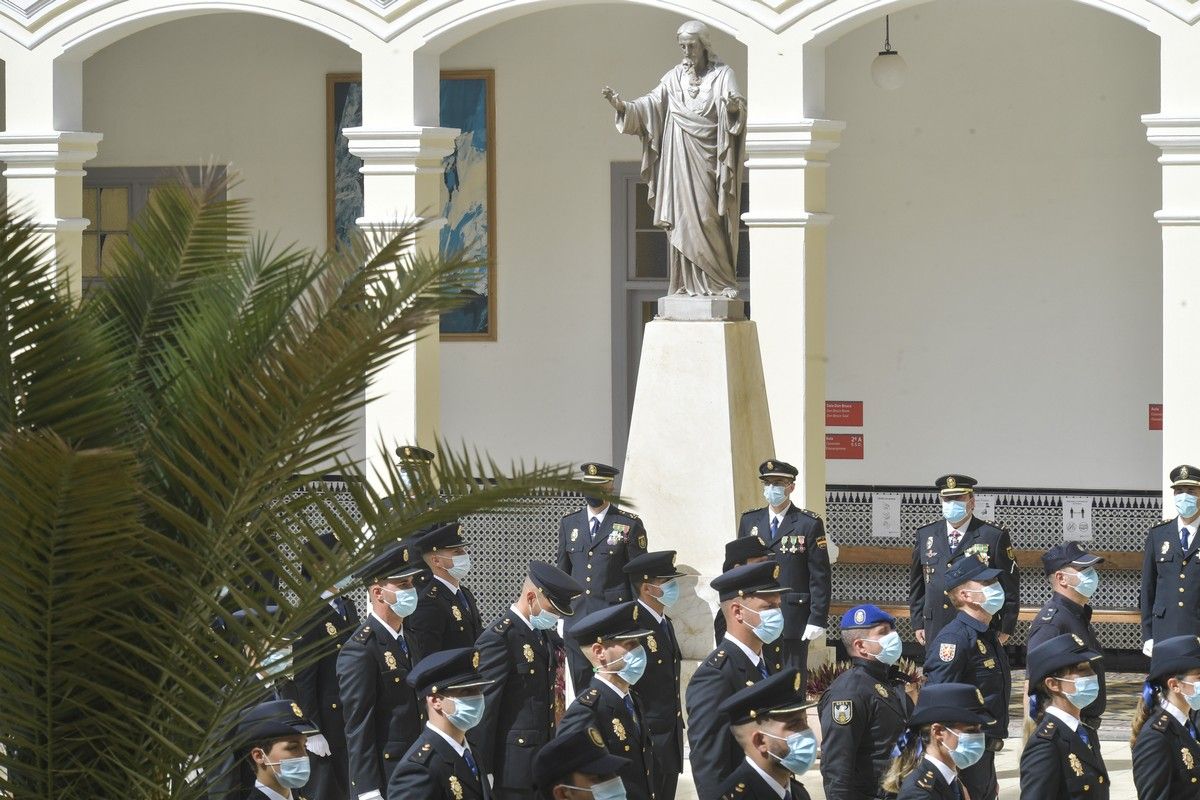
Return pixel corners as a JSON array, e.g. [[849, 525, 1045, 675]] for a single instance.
[[763, 485, 788, 507], [1179, 679, 1200, 711], [447, 553, 471, 581], [745, 605, 784, 644], [531, 596, 560, 630], [265, 755, 311, 788], [765, 730, 818, 776], [1059, 675, 1099, 710], [866, 631, 903, 666], [1066, 568, 1099, 599], [445, 694, 486, 731], [1176, 493, 1198, 519], [973, 583, 1005, 615], [603, 644, 648, 685], [941, 500, 969, 524], [947, 730, 985, 769], [387, 586, 418, 618], [561, 776, 627, 800], [655, 579, 680, 607]]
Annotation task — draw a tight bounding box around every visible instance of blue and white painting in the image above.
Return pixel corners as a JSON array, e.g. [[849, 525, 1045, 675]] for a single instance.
[[329, 72, 494, 337]]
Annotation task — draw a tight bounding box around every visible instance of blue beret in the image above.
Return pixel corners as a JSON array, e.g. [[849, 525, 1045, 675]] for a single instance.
[[839, 604, 895, 630]]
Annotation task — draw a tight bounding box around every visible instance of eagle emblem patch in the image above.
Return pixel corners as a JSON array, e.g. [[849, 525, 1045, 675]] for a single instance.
[[832, 700, 853, 725], [939, 643, 957, 662]]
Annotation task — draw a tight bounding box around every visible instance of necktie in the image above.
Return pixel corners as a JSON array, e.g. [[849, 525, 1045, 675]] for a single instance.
[[770, 517, 779, 542], [397, 633, 410, 661], [334, 596, 349, 620], [591, 517, 601, 542], [1078, 725, 1091, 749], [1183, 528, 1191, 553], [464, 748, 479, 779], [457, 589, 469, 613], [1187, 720, 1199, 742], [757, 660, 769, 680], [623, 695, 640, 734], [783, 791, 792, 800], [949, 530, 962, 550], [951, 780, 963, 800]]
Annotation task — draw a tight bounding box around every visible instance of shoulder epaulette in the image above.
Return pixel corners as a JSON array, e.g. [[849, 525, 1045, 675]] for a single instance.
[[916, 768, 935, 789], [409, 741, 434, 764], [619, 509, 640, 520], [741, 507, 765, 516], [352, 625, 374, 644], [1152, 712, 1172, 732], [426, 582, 440, 598], [577, 687, 600, 707], [493, 617, 512, 634], [1036, 719, 1057, 740], [1039, 606, 1057, 622], [707, 649, 729, 668], [800, 508, 820, 519]]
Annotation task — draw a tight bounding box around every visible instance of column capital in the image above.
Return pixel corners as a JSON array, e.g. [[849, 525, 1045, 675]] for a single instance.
[[744, 119, 846, 169], [342, 126, 458, 175], [0, 131, 103, 177]]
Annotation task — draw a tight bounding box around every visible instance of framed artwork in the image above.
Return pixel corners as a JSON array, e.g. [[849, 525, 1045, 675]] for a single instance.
[[327, 70, 497, 340]]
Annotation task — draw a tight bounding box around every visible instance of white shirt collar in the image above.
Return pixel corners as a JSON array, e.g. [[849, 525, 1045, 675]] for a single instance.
[[370, 610, 403, 641], [1179, 518, 1197, 539], [946, 518, 971, 537], [588, 505, 610, 525], [769, 502, 791, 525], [1162, 698, 1190, 727], [1045, 705, 1080, 732], [744, 757, 787, 798], [723, 632, 761, 665], [427, 722, 469, 756], [926, 753, 958, 786], [435, 574, 460, 592], [254, 780, 291, 800], [510, 604, 534, 630], [637, 599, 664, 624], [596, 674, 628, 699]]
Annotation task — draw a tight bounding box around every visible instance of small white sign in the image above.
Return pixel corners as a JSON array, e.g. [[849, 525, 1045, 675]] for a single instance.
[[1063, 496, 1094, 541], [872, 492, 902, 538], [973, 494, 997, 523]]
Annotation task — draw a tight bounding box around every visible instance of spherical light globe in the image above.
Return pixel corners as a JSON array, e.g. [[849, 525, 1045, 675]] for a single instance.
[[870, 51, 907, 90]]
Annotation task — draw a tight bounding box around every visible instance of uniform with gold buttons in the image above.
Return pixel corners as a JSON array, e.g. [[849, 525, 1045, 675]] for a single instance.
[[237, 699, 322, 800], [717, 669, 816, 800], [557, 602, 656, 800], [1019, 634, 1109, 800], [1132, 635, 1200, 799], [408, 522, 484, 656], [1140, 464, 1200, 651]]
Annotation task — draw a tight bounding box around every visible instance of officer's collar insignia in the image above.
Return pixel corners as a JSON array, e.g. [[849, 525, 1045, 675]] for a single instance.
[[588, 727, 605, 748], [946, 476, 957, 489], [291, 702, 303, 718]]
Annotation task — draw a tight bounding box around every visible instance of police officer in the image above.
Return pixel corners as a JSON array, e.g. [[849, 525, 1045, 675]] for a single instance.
[[1020, 634, 1108, 799], [293, 533, 360, 800], [623, 551, 685, 800], [1140, 464, 1200, 656], [387, 647, 493, 799], [714, 536, 774, 645], [238, 699, 321, 800], [532, 726, 630, 800], [557, 462, 647, 692], [558, 602, 656, 800], [475, 562, 584, 800], [907, 475, 1018, 649], [395, 445, 436, 495], [686, 561, 786, 800], [1131, 634, 1200, 798], [718, 669, 817, 800], [408, 522, 484, 656], [737, 459, 831, 687], [923, 554, 1011, 800], [818, 604, 912, 800], [336, 539, 426, 800], [1027, 542, 1107, 728], [881, 683, 992, 800]]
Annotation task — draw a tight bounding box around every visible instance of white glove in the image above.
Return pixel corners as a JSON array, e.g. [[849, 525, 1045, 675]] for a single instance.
[[357, 791, 383, 800], [802, 624, 825, 642], [1143, 639, 1154, 657], [305, 733, 331, 757]]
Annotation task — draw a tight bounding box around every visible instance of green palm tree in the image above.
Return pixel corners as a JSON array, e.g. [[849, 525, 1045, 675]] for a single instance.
[[0, 173, 584, 799]]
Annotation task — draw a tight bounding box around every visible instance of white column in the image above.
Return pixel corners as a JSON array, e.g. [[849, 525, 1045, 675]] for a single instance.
[[349, 41, 456, 481], [743, 38, 844, 517], [1145, 27, 1200, 498], [0, 53, 101, 298]]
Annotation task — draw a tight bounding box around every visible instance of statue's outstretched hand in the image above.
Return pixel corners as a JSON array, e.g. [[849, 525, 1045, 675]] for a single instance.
[[602, 86, 626, 113], [726, 93, 745, 114]]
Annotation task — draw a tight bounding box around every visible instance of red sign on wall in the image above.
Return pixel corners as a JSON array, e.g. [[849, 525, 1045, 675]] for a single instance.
[[826, 401, 864, 427], [826, 433, 864, 460], [1150, 403, 1163, 431]]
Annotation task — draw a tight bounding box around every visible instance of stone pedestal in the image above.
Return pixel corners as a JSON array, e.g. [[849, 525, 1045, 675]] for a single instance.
[[620, 319, 774, 661], [657, 295, 746, 321]]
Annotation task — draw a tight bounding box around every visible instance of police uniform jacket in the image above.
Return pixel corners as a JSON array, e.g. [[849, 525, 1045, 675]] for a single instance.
[[558, 678, 655, 800], [1131, 706, 1200, 800], [1140, 519, 1200, 644], [245, 785, 311, 800], [1026, 593, 1106, 721], [896, 758, 963, 800], [737, 505, 831, 640], [1019, 712, 1109, 800], [923, 612, 1010, 740], [714, 616, 783, 671], [472, 609, 561, 791], [817, 658, 911, 800], [718, 757, 812, 800], [408, 577, 483, 656], [208, 680, 300, 800], [631, 602, 684, 776], [907, 517, 1019, 642], [335, 613, 424, 797], [387, 725, 489, 800], [293, 596, 358, 799], [685, 639, 769, 800], [556, 506, 647, 618]]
